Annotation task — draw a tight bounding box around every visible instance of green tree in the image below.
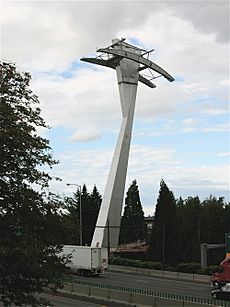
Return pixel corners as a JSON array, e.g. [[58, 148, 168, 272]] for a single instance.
[[62, 191, 81, 245], [119, 180, 146, 245], [63, 185, 101, 246], [149, 179, 177, 266], [81, 184, 102, 246], [175, 196, 201, 263], [81, 184, 91, 245], [200, 196, 227, 263], [223, 202, 230, 235], [0, 61, 68, 306], [88, 185, 102, 243]]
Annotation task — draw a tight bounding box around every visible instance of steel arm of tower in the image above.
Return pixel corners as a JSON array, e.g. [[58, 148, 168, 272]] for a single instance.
[[80, 57, 156, 88], [97, 48, 175, 82]]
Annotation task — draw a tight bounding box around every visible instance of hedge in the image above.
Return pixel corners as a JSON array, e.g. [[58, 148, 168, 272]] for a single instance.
[[109, 256, 215, 275]]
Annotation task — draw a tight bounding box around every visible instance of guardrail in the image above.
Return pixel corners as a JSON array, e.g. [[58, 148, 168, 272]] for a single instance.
[[108, 264, 210, 283], [62, 276, 230, 307]]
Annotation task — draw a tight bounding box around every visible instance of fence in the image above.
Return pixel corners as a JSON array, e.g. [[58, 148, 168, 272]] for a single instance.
[[62, 276, 230, 307]]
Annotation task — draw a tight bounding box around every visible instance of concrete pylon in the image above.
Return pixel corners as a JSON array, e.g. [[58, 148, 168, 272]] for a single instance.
[[81, 38, 174, 248], [91, 40, 141, 248]]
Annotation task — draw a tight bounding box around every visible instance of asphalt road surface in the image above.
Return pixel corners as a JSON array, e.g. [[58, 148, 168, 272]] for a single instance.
[[0, 272, 212, 306], [71, 270, 212, 300]]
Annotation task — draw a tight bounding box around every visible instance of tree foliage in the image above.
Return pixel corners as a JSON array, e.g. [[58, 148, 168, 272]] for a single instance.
[[63, 184, 101, 246], [173, 195, 229, 264], [119, 180, 146, 245], [149, 178, 230, 266], [149, 179, 177, 266], [0, 61, 68, 306], [173, 196, 201, 264]]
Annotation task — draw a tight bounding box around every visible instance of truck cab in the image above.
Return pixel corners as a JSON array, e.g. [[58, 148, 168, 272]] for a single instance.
[[211, 257, 230, 288]]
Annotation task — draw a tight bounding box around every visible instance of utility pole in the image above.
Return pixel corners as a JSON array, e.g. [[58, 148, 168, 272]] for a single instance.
[[162, 224, 165, 270], [107, 219, 110, 258]]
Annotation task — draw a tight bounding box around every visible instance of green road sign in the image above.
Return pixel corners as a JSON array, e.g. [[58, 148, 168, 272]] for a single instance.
[[225, 233, 230, 257]]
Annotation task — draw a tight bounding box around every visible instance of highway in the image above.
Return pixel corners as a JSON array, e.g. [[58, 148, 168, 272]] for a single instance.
[[0, 272, 212, 306], [37, 293, 127, 307], [71, 270, 212, 300], [0, 293, 127, 307]]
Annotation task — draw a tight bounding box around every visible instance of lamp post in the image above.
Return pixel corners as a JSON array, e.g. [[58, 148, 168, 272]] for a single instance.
[[66, 183, 82, 246]]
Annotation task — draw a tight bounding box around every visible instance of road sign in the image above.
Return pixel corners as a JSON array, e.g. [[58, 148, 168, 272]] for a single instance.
[[225, 233, 230, 258]]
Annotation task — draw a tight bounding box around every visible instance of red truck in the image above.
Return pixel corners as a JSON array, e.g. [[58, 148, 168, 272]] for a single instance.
[[211, 257, 230, 288]]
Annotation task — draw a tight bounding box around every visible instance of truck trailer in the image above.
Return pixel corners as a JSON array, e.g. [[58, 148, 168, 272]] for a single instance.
[[62, 245, 108, 276]]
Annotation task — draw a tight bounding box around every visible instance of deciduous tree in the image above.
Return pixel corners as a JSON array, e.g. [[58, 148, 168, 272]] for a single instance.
[[0, 61, 68, 306]]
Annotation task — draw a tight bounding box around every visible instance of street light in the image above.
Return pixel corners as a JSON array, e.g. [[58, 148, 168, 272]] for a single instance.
[[66, 183, 82, 246]]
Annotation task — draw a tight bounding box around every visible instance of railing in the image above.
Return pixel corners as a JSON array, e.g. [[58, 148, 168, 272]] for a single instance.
[[64, 276, 230, 307]]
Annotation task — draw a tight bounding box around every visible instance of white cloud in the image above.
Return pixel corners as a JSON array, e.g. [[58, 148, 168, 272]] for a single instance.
[[30, 67, 121, 133], [217, 152, 230, 157], [49, 144, 230, 214], [69, 129, 101, 142], [166, 1, 229, 44], [181, 118, 199, 132], [1, 0, 229, 207], [201, 107, 229, 116], [202, 123, 229, 132]]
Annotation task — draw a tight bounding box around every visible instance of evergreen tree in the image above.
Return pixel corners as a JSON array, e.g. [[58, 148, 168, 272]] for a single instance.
[[223, 202, 230, 235], [63, 191, 81, 245], [81, 184, 90, 245], [89, 185, 102, 243], [63, 185, 101, 246], [0, 61, 68, 306], [201, 196, 226, 243], [119, 180, 146, 244], [149, 179, 177, 266], [200, 196, 227, 263], [175, 196, 201, 263]]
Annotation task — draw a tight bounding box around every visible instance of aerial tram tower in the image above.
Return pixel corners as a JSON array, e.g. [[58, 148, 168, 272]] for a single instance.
[[81, 38, 174, 249]]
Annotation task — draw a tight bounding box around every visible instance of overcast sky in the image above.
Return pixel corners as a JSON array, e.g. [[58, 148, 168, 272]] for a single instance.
[[1, 0, 229, 215]]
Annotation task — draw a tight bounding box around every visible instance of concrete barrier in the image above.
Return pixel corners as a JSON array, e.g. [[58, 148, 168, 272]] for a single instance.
[[193, 274, 210, 283], [131, 292, 156, 306], [156, 297, 184, 306], [72, 283, 90, 296], [149, 269, 164, 277], [90, 287, 110, 300], [59, 283, 218, 307], [62, 282, 73, 292], [109, 288, 133, 305]]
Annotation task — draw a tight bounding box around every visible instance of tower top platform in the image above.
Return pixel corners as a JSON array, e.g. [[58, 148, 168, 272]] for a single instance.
[[81, 38, 175, 89]]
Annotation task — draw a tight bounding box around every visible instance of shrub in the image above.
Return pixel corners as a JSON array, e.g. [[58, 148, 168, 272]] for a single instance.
[[176, 262, 201, 274], [109, 256, 162, 270], [202, 265, 220, 276], [110, 257, 209, 275], [165, 266, 176, 272]]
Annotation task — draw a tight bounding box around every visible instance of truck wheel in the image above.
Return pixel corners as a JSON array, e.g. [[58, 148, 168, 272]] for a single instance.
[[213, 282, 220, 289]]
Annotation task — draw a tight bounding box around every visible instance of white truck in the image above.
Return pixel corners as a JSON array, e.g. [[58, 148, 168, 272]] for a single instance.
[[62, 245, 108, 276]]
